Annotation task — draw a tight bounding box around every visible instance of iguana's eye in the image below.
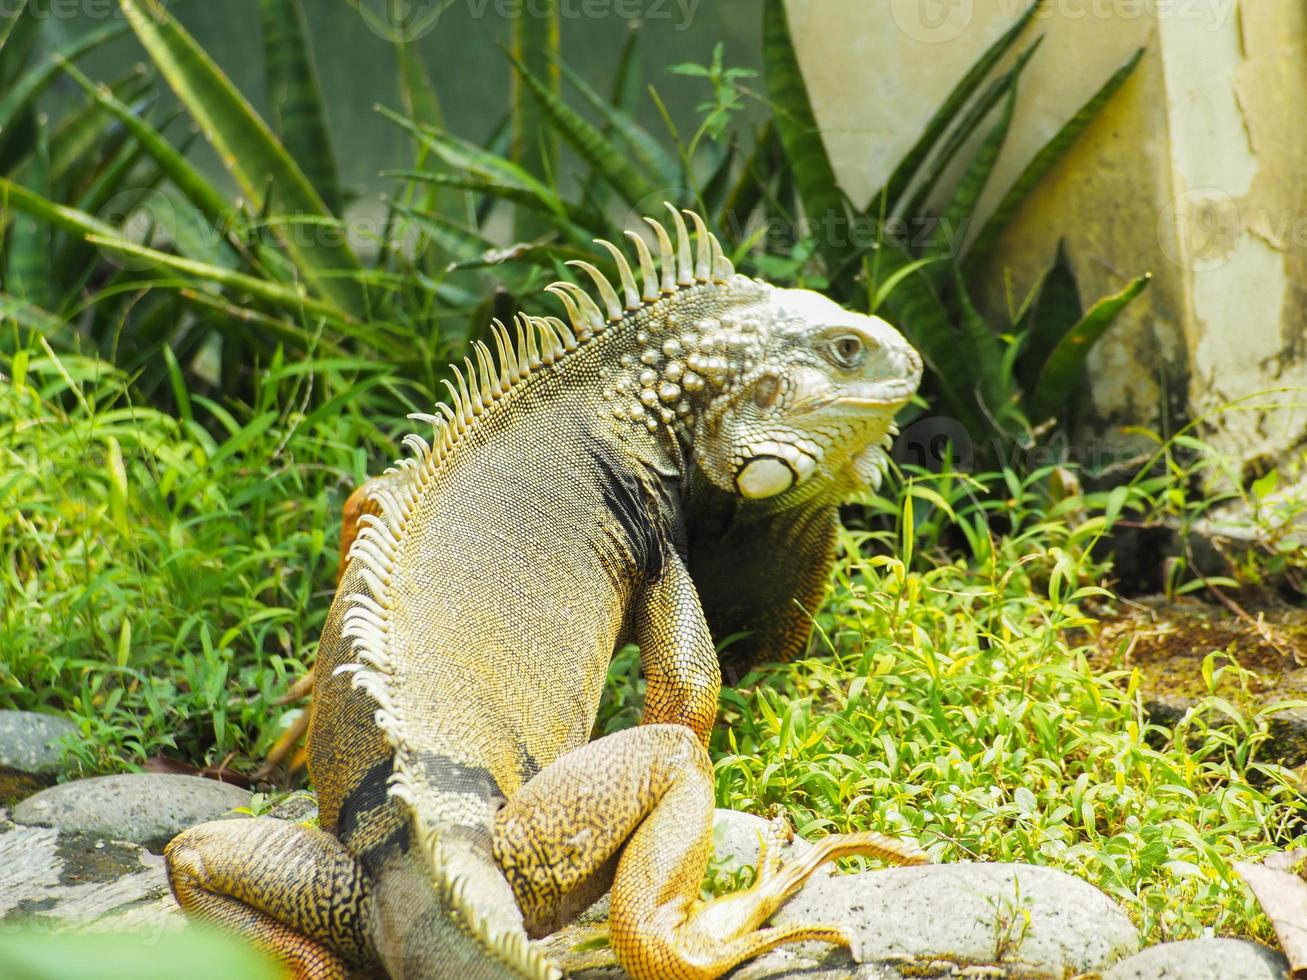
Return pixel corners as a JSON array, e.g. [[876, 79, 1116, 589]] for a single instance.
[[827, 334, 866, 369]]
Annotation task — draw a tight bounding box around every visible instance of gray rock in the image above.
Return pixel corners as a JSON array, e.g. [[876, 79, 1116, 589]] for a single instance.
[[1102, 939, 1288, 980], [0, 812, 182, 936], [734, 862, 1139, 979], [0, 711, 77, 776], [0, 711, 78, 805], [13, 773, 250, 853]]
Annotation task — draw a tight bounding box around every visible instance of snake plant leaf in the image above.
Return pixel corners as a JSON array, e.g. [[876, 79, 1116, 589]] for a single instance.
[[953, 269, 1012, 422], [48, 70, 153, 186], [720, 122, 782, 233], [260, 0, 343, 215], [117, 0, 366, 319], [0, 21, 128, 162], [86, 234, 358, 326], [933, 85, 1018, 265], [379, 106, 565, 218], [762, 0, 846, 267], [510, 0, 560, 180], [389, 202, 495, 265], [966, 47, 1145, 274], [868, 244, 978, 434], [57, 59, 237, 241], [0, 178, 358, 330], [0, 0, 33, 64], [7, 122, 53, 310], [1016, 240, 1082, 392], [1028, 272, 1150, 424], [382, 171, 598, 243], [506, 51, 657, 209], [900, 39, 1040, 235], [558, 60, 679, 192], [877, 0, 1044, 211]]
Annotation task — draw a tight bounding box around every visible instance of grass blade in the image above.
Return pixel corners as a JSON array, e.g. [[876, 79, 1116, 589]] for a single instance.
[[260, 0, 342, 215], [1028, 272, 1150, 423], [966, 47, 1145, 273], [117, 0, 366, 318]]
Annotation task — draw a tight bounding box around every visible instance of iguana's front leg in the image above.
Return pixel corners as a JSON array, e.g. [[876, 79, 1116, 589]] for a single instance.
[[166, 817, 377, 980], [686, 487, 840, 679], [633, 551, 722, 745], [493, 723, 927, 980]]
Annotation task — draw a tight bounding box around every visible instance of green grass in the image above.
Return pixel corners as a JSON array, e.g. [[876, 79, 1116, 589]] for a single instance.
[[707, 484, 1301, 946], [0, 339, 404, 772]]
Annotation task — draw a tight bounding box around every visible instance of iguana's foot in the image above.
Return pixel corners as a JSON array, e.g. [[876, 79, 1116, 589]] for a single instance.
[[650, 816, 928, 977], [493, 723, 926, 980]]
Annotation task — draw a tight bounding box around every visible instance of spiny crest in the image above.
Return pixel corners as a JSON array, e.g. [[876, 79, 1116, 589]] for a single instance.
[[335, 508, 560, 978], [563, 203, 735, 324], [423, 832, 563, 980]]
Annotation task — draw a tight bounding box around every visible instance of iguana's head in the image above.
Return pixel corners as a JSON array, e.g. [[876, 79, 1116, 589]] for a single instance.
[[551, 207, 920, 503], [686, 284, 921, 502]]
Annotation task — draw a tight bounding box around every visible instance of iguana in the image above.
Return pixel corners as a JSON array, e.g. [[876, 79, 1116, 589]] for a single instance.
[[165, 207, 925, 980]]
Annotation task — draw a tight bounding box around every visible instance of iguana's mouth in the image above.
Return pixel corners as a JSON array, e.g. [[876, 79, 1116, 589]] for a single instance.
[[794, 380, 918, 415]]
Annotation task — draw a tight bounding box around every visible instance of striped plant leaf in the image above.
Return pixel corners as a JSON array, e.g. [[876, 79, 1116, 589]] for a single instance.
[[876, 0, 1043, 210], [762, 0, 846, 267], [117, 0, 366, 318], [260, 0, 343, 214], [0, 21, 128, 160], [1015, 241, 1082, 392], [511, 0, 560, 238], [966, 47, 1145, 273], [1028, 273, 1150, 423], [558, 60, 678, 191], [507, 51, 657, 208]]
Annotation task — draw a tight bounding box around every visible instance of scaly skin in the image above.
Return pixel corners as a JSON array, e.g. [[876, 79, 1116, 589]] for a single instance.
[[166, 207, 924, 979]]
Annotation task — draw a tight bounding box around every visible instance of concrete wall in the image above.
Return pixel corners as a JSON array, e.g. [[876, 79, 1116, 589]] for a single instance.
[[787, 0, 1307, 472]]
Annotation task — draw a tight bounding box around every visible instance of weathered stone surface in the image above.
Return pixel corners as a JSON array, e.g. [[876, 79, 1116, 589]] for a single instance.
[[0, 711, 77, 776], [13, 774, 250, 853], [1102, 938, 1288, 980], [0, 711, 77, 805], [0, 810, 182, 937], [732, 863, 1139, 980]]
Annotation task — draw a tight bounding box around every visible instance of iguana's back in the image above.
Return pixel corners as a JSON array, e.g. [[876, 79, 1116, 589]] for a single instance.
[[311, 342, 677, 845]]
